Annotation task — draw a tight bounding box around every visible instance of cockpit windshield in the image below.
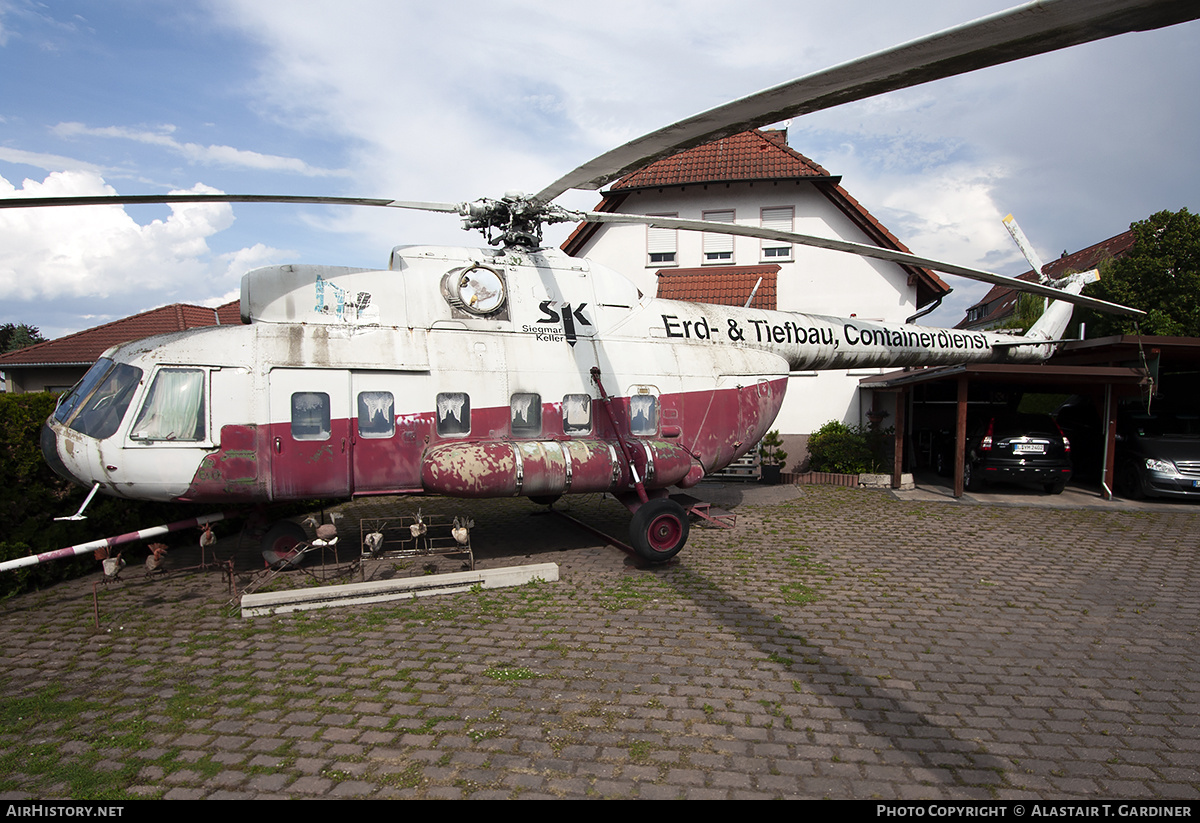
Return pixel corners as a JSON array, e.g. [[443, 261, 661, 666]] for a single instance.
[[54, 358, 114, 425], [62, 361, 144, 440]]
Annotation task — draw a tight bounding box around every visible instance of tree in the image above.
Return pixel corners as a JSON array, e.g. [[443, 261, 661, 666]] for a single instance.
[[997, 291, 1045, 333], [0, 323, 46, 353], [1081, 208, 1200, 337]]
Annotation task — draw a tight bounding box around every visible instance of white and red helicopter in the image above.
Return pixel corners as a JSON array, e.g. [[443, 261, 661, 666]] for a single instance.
[[7, 0, 1194, 562]]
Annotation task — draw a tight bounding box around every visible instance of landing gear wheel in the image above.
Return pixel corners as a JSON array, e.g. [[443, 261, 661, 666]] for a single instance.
[[261, 521, 307, 570], [629, 498, 689, 563], [528, 494, 562, 507]]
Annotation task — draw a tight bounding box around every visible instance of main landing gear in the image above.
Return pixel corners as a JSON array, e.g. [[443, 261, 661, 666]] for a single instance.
[[628, 498, 690, 563]]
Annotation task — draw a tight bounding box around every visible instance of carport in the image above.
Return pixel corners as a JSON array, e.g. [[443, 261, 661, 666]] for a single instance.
[[859, 361, 1149, 499]]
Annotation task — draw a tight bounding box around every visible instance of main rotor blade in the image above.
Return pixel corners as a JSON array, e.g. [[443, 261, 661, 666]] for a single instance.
[[0, 193, 462, 213], [537, 0, 1200, 202], [578, 211, 1144, 318]]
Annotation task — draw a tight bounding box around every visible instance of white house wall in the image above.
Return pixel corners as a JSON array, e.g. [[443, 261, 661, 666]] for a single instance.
[[572, 180, 919, 436]]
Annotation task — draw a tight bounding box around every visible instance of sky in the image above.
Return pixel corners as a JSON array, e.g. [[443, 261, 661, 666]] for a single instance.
[[1, 0, 1197, 339]]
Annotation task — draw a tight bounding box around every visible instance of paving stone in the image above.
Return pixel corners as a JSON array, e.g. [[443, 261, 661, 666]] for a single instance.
[[2, 485, 1199, 799]]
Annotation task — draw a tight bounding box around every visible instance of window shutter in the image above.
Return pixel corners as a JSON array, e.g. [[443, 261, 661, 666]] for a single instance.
[[703, 210, 734, 258]]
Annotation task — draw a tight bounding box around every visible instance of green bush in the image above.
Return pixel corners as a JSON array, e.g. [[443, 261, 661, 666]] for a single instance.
[[0, 393, 217, 599], [806, 420, 892, 474]]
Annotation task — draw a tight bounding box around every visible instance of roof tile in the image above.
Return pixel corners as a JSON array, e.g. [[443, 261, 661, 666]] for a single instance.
[[656, 265, 779, 310], [0, 301, 241, 367], [612, 129, 829, 189]]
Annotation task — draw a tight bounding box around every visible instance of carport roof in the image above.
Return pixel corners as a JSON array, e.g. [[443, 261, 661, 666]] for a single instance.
[[859, 362, 1149, 390]]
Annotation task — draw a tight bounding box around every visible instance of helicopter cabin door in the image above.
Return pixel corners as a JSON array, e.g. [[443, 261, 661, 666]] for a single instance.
[[269, 368, 352, 500]]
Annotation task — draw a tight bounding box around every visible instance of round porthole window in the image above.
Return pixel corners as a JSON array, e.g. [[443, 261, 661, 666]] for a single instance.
[[447, 264, 506, 315]]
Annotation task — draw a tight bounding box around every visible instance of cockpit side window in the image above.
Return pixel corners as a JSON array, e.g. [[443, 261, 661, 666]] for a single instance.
[[130, 368, 207, 442], [68, 363, 143, 440]]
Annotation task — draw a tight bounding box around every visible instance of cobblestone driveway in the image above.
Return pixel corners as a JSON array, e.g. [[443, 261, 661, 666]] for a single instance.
[[1, 485, 1197, 799]]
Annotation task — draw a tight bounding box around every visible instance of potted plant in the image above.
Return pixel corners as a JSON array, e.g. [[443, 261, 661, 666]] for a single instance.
[[758, 430, 788, 484]]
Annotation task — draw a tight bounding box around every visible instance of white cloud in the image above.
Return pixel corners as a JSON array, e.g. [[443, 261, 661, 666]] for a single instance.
[[52, 122, 348, 177], [0, 146, 111, 174], [2, 1, 1197, 337], [0, 171, 241, 302]]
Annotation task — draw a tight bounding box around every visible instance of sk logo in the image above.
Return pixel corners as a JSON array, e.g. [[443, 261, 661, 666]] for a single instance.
[[538, 301, 592, 346]]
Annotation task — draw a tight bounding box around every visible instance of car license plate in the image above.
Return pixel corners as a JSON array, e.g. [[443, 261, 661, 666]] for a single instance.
[[1013, 443, 1045, 454]]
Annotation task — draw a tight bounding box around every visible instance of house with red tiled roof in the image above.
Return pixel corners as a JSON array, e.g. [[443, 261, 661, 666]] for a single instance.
[[562, 127, 950, 441], [0, 301, 241, 393], [958, 230, 1135, 331]]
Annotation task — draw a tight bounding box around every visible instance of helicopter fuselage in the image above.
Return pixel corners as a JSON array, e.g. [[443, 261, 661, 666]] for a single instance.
[[40, 245, 1059, 511]]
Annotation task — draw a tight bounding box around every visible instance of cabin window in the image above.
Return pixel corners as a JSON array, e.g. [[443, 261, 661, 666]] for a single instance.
[[436, 392, 470, 436], [68, 362, 143, 440], [702, 209, 735, 263], [357, 391, 395, 439], [761, 207, 793, 260], [629, 394, 658, 436], [510, 393, 541, 435], [562, 394, 592, 434], [291, 392, 331, 440], [130, 368, 207, 442]]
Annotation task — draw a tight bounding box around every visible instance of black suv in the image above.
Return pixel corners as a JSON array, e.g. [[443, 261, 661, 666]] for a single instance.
[[936, 412, 1073, 494]]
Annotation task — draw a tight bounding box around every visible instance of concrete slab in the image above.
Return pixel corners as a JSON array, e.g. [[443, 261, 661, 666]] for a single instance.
[[242, 561, 560, 617]]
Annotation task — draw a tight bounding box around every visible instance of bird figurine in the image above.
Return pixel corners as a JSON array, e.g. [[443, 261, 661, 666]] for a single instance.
[[303, 514, 340, 547], [409, 509, 427, 540], [198, 522, 218, 567], [145, 543, 169, 574], [95, 547, 125, 581], [452, 517, 473, 546], [364, 530, 385, 557]]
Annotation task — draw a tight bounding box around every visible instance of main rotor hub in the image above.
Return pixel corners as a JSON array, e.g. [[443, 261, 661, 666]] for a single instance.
[[458, 194, 578, 249]]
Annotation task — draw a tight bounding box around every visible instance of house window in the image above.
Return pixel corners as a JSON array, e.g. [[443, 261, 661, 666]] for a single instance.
[[511, 392, 541, 435], [702, 210, 734, 263], [358, 391, 395, 439], [647, 215, 677, 266], [436, 392, 470, 436], [761, 207, 793, 261]]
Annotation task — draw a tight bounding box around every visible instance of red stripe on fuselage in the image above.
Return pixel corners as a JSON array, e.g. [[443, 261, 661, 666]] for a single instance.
[[182, 380, 786, 503]]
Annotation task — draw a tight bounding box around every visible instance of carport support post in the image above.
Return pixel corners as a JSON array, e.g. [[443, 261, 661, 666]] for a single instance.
[[1102, 383, 1116, 501], [892, 388, 906, 489], [953, 376, 968, 498]]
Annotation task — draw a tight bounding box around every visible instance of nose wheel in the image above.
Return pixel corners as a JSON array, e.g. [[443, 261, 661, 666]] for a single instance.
[[629, 498, 689, 562]]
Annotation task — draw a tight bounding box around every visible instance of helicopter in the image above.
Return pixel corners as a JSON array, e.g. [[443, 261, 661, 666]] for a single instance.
[[10, 0, 1196, 563]]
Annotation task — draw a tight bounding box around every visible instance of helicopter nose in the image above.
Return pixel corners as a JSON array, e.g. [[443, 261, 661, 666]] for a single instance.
[[41, 420, 76, 484]]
